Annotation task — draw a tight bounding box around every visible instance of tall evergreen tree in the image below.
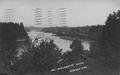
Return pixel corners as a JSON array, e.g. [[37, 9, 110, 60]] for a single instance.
[[102, 10, 120, 44], [89, 10, 120, 73], [0, 22, 28, 74]]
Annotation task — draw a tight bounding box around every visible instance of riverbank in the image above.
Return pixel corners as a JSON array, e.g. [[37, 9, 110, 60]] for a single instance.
[[49, 33, 97, 43], [55, 35, 75, 41], [28, 31, 72, 52]]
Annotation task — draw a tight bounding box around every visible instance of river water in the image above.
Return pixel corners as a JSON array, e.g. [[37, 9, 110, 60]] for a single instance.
[[28, 31, 90, 53]]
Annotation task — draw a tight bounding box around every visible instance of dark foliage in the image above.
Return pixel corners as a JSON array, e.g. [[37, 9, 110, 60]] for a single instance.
[[12, 39, 62, 74], [60, 39, 86, 66], [102, 10, 120, 44], [0, 22, 28, 74], [89, 10, 120, 72], [42, 25, 103, 40]]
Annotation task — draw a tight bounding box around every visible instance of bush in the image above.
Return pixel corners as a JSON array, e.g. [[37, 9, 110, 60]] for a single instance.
[[13, 39, 62, 74]]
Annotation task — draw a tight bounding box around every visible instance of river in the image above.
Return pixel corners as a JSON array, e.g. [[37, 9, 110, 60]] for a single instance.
[[28, 31, 90, 53]]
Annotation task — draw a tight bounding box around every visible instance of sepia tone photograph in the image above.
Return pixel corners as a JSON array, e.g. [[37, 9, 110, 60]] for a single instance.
[[0, 0, 120, 75]]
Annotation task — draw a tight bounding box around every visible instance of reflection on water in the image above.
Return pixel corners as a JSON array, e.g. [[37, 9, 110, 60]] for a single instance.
[[81, 41, 90, 51], [28, 31, 90, 52], [28, 31, 72, 52]]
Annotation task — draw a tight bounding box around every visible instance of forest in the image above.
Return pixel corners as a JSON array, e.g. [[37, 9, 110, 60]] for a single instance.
[[41, 25, 104, 40], [0, 10, 120, 75]]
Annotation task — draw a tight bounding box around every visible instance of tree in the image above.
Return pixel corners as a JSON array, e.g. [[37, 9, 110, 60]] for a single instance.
[[13, 39, 62, 74], [0, 22, 28, 74], [102, 10, 120, 44], [101, 10, 120, 61], [89, 10, 120, 73], [60, 39, 85, 66], [70, 39, 83, 53]]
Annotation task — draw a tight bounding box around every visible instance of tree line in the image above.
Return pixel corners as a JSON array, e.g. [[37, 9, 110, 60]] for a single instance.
[[89, 10, 120, 74], [41, 25, 104, 39], [0, 22, 28, 74]]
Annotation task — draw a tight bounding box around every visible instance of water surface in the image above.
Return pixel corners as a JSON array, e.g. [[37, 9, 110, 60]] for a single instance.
[[28, 31, 90, 52]]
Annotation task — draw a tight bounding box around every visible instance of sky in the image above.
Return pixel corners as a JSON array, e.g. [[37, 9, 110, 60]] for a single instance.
[[0, 0, 119, 27]]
